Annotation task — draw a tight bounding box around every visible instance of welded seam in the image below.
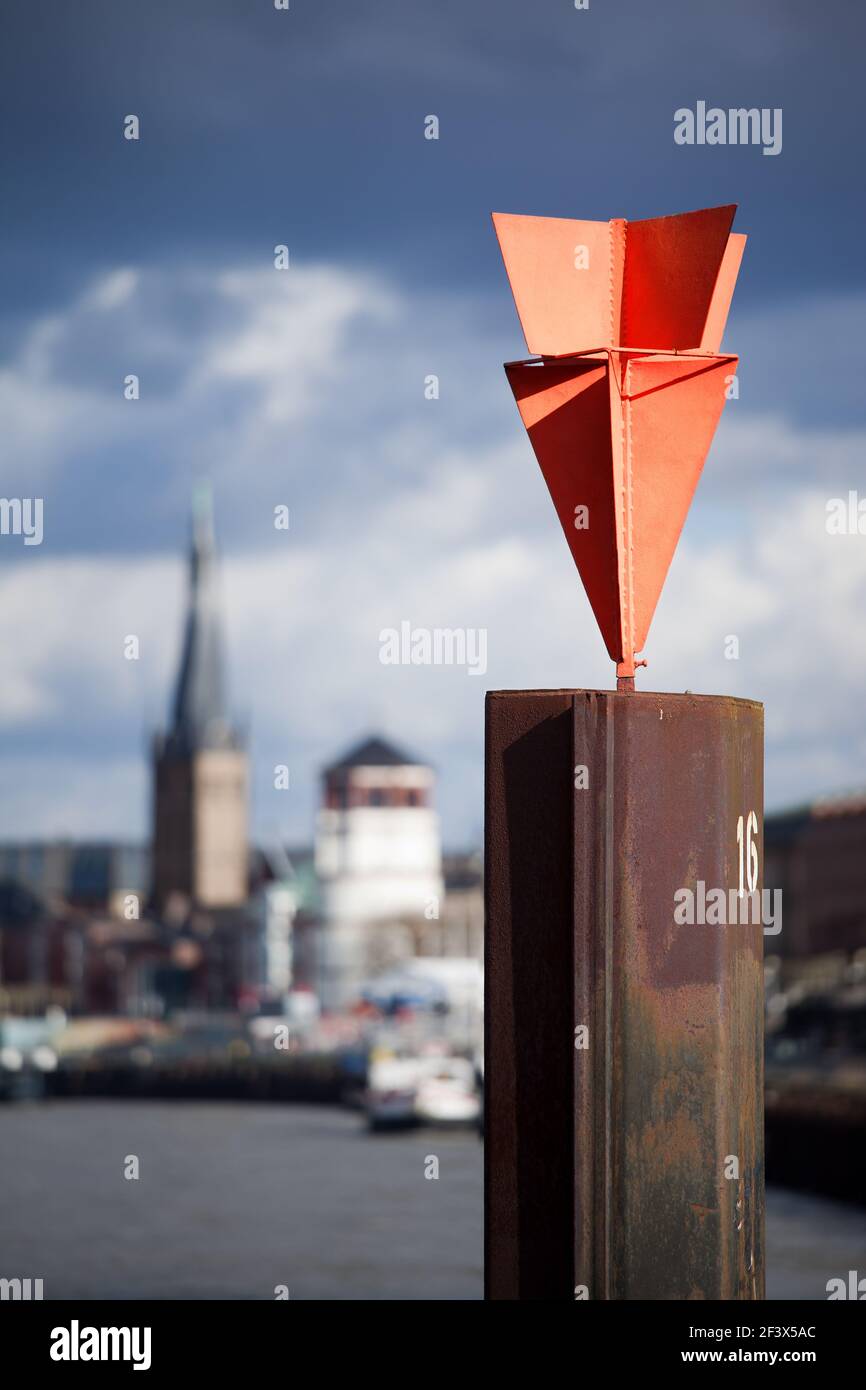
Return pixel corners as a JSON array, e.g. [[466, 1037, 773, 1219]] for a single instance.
[[623, 364, 635, 663]]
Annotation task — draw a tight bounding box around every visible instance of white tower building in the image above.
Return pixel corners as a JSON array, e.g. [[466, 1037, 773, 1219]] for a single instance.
[[313, 736, 444, 1009]]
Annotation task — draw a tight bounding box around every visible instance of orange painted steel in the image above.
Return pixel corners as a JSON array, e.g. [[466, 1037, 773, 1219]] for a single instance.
[[493, 205, 746, 681]]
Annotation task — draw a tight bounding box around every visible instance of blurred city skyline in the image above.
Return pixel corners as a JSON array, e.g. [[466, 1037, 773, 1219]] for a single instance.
[[0, 0, 864, 846]]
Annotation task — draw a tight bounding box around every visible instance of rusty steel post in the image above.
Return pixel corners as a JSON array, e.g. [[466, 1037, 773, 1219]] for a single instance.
[[485, 689, 765, 1301]]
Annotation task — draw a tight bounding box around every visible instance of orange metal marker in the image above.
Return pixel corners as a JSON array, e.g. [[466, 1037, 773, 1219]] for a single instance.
[[493, 204, 746, 688]]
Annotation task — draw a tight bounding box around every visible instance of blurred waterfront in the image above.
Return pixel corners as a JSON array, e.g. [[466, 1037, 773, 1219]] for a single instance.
[[0, 1100, 863, 1301]]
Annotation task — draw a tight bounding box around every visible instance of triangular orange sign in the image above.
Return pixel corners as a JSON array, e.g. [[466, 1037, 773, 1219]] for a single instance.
[[495, 205, 745, 683]]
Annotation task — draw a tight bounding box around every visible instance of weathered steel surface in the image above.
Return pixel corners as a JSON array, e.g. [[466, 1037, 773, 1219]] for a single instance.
[[485, 689, 764, 1300]]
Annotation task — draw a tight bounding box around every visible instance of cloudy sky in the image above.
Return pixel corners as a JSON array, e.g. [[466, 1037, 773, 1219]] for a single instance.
[[0, 0, 864, 848]]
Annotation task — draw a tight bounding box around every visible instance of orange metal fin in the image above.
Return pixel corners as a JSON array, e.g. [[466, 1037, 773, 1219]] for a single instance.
[[701, 233, 747, 352], [505, 359, 625, 663], [622, 204, 737, 350], [492, 212, 613, 357], [622, 353, 735, 653]]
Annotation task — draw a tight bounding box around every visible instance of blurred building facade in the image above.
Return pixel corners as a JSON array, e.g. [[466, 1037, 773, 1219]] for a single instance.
[[763, 790, 866, 1059], [0, 496, 487, 1019], [0, 842, 147, 918], [312, 735, 442, 1011], [0, 495, 282, 1016], [293, 735, 481, 1011], [765, 791, 866, 962], [316, 736, 442, 921]]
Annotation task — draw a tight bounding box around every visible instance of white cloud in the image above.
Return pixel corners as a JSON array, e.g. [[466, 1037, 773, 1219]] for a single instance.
[[0, 477, 863, 842], [202, 265, 398, 425], [0, 260, 864, 843]]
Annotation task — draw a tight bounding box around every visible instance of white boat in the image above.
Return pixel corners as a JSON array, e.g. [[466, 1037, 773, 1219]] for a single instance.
[[414, 1056, 480, 1126], [364, 1055, 422, 1130]]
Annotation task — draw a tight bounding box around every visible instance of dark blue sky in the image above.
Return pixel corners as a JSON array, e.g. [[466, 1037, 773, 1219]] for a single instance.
[[1, 1, 863, 318]]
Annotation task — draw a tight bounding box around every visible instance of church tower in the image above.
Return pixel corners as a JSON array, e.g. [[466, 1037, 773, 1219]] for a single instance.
[[151, 489, 249, 914]]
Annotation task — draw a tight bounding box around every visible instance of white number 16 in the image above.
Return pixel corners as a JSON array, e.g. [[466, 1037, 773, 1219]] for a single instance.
[[736, 811, 759, 897]]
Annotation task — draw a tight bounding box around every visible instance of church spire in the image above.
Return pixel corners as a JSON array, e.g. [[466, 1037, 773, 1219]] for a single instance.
[[152, 487, 249, 914], [168, 484, 235, 753]]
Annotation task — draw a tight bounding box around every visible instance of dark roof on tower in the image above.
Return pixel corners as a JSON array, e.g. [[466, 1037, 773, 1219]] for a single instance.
[[325, 735, 422, 773], [166, 487, 238, 754]]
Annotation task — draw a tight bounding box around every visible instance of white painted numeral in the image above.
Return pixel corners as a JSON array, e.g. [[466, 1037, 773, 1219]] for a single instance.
[[736, 811, 759, 897]]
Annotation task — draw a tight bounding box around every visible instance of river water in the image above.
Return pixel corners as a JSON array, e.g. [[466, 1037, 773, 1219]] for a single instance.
[[0, 1101, 862, 1300]]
